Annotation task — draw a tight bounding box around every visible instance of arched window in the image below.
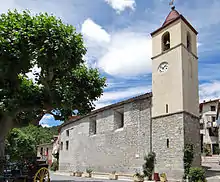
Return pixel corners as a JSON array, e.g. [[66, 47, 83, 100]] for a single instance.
[[162, 32, 170, 52], [187, 32, 191, 51]]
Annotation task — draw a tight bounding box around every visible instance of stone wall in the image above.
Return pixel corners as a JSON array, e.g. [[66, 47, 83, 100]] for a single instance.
[[59, 98, 152, 173], [152, 112, 201, 180], [152, 112, 185, 180], [184, 112, 201, 167]]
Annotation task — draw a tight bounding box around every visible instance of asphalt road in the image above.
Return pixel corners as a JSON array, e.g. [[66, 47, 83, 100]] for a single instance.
[[50, 172, 121, 182]]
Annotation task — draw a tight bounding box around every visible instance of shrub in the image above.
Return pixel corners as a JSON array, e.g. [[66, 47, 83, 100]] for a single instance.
[[183, 143, 194, 179], [86, 168, 93, 174], [203, 145, 211, 156], [50, 161, 58, 171], [188, 167, 206, 182], [142, 152, 156, 180]]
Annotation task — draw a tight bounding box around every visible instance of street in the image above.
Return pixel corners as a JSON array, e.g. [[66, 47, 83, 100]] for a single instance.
[[50, 172, 123, 182]]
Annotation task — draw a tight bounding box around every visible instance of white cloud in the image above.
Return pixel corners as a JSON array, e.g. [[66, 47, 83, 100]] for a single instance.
[[40, 114, 54, 120], [41, 124, 50, 128], [105, 0, 136, 13], [199, 81, 220, 102], [81, 18, 111, 43], [81, 19, 152, 77], [94, 101, 113, 109], [98, 32, 152, 77], [94, 85, 151, 109]]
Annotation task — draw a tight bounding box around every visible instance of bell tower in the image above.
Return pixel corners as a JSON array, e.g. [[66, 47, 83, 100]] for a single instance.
[[151, 6, 201, 179]]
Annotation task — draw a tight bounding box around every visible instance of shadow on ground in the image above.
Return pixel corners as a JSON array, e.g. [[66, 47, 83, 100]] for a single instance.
[[205, 169, 220, 178]]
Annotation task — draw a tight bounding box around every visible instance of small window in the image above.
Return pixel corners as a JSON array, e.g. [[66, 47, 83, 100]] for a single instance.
[[89, 116, 97, 135], [40, 147, 43, 155], [187, 32, 191, 51], [66, 141, 69, 150], [66, 130, 69, 136], [114, 108, 124, 129], [200, 123, 204, 129], [212, 117, 216, 122], [167, 139, 169, 148], [60, 142, 63, 150], [210, 106, 216, 111], [166, 104, 169, 113], [162, 32, 170, 52], [46, 148, 49, 156]]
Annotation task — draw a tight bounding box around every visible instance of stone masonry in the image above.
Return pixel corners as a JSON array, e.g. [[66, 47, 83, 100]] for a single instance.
[[59, 94, 152, 173], [152, 112, 201, 180]]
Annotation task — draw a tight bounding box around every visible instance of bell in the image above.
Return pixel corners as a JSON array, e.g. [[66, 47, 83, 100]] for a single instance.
[[165, 40, 170, 45]]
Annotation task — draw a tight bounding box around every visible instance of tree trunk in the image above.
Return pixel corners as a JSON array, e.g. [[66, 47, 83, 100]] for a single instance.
[[0, 115, 14, 178], [0, 135, 5, 178]]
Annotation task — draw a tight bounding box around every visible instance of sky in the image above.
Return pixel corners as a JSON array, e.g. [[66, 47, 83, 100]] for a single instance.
[[2, 0, 220, 127]]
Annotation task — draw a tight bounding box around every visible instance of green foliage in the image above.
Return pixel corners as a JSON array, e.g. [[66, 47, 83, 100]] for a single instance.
[[50, 161, 58, 171], [203, 144, 211, 156], [5, 124, 57, 163], [5, 128, 36, 162], [213, 145, 220, 155], [86, 168, 93, 174], [183, 143, 194, 179], [133, 172, 145, 178], [188, 167, 206, 182], [142, 152, 156, 180], [21, 124, 58, 145], [0, 9, 106, 127]]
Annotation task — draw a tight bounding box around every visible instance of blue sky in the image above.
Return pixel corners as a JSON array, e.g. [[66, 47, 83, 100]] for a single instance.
[[2, 0, 220, 127]]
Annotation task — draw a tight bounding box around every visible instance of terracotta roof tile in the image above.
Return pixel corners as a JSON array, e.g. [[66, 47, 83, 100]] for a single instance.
[[151, 7, 198, 36], [162, 7, 180, 26]]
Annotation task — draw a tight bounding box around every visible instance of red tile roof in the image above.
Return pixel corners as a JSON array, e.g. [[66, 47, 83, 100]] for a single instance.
[[162, 7, 180, 26], [151, 7, 198, 36]]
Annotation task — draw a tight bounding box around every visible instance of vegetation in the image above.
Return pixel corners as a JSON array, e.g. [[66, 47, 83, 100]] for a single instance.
[[5, 128, 36, 162], [183, 143, 194, 179], [160, 173, 167, 182], [50, 161, 59, 171], [133, 172, 145, 182], [142, 152, 156, 180], [203, 144, 211, 156], [0, 9, 106, 174], [86, 168, 93, 174], [188, 167, 206, 182], [21, 124, 58, 145]]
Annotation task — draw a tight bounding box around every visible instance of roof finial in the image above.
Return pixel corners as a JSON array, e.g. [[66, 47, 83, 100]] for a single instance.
[[169, 0, 175, 10]]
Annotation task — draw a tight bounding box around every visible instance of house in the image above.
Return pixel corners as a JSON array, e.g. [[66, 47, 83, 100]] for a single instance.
[[200, 99, 220, 155], [37, 135, 59, 165]]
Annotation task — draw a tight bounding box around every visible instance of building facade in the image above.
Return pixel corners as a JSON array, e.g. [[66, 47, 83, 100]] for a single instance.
[[37, 135, 59, 165], [59, 7, 201, 180], [200, 99, 220, 155]]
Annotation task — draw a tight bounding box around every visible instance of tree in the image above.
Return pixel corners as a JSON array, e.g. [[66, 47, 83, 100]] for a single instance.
[[0, 10, 106, 173], [5, 128, 36, 162], [183, 143, 194, 179], [21, 124, 58, 145], [143, 152, 156, 180]]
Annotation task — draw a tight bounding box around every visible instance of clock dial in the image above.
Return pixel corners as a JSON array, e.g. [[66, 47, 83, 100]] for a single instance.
[[158, 62, 168, 73]]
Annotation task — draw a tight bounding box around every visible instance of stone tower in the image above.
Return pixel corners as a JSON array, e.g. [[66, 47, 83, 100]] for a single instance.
[[151, 6, 201, 179]]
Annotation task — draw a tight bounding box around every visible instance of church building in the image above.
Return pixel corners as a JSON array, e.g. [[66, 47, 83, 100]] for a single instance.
[[59, 6, 201, 180]]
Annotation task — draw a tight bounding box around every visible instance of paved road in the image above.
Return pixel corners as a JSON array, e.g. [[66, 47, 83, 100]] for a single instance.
[[50, 172, 122, 182]]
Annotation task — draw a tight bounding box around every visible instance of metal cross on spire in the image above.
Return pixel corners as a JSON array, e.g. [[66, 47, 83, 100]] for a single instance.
[[169, 0, 175, 9]]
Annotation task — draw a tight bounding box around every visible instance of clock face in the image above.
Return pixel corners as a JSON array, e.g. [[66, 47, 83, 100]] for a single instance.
[[158, 62, 168, 73]]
